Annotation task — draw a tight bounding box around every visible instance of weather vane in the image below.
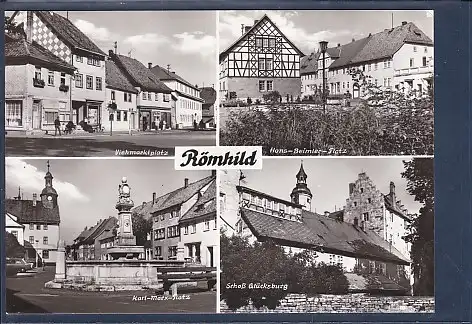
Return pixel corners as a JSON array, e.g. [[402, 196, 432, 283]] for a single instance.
[[47, 160, 50, 172]]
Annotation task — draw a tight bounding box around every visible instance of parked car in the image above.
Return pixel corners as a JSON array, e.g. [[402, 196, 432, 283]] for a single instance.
[[6, 258, 32, 276]]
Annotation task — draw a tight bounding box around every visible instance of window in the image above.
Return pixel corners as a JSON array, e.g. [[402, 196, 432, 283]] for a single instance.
[[256, 37, 262, 47], [155, 93, 158, 101], [387, 78, 392, 87], [360, 188, 364, 193], [96, 77, 102, 90], [424, 47, 428, 53], [384, 61, 387, 69], [269, 38, 276, 47], [167, 225, 180, 238], [347, 81, 350, 89], [374, 63, 378, 70], [30, 224, 34, 230], [123, 111, 128, 121], [43, 236, 48, 245], [184, 225, 189, 235], [367, 64, 371, 72], [160, 214, 165, 221], [213, 218, 217, 229], [259, 80, 265, 92], [258, 58, 265, 70], [148, 92, 151, 100], [387, 60, 392, 68], [43, 224, 48, 230], [422, 57, 427, 67], [354, 202, 357, 207], [164, 94, 170, 102], [75, 55, 83, 63], [363, 212, 369, 221], [266, 80, 273, 91], [86, 75, 93, 89], [384, 78, 387, 87], [155, 246, 162, 257], [48, 70, 54, 86], [410, 58, 414, 67], [375, 79, 378, 86], [266, 59, 273, 70], [45, 111, 58, 124], [60, 72, 66, 85], [36, 224, 41, 230], [111, 91, 115, 101], [168, 246, 177, 258], [42, 250, 49, 259], [116, 110, 121, 121], [204, 219, 210, 231], [35, 66, 42, 80], [263, 38, 269, 47], [368, 198, 372, 204], [75, 74, 83, 88], [29, 236, 34, 244], [413, 46, 417, 52], [191, 223, 196, 234], [87, 57, 92, 65], [5, 101, 23, 127], [154, 228, 165, 240], [142, 92, 147, 100]]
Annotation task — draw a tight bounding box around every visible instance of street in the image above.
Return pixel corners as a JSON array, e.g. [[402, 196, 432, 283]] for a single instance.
[[6, 268, 217, 313], [5, 130, 216, 157]]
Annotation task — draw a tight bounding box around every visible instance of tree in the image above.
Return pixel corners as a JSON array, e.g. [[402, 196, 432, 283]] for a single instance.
[[401, 158, 434, 296], [263, 91, 281, 104], [5, 231, 25, 258], [5, 16, 24, 36], [132, 213, 152, 246]]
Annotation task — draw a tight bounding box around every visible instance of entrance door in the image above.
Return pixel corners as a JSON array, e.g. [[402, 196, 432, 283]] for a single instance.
[[208, 247, 214, 267], [32, 100, 41, 129], [131, 113, 136, 130], [353, 84, 360, 98]]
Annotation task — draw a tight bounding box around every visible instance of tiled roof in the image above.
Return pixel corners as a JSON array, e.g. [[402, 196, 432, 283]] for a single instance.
[[150, 64, 199, 91], [347, 22, 433, 66], [105, 60, 138, 94], [81, 217, 117, 244], [5, 198, 60, 225], [5, 35, 75, 73], [199, 87, 217, 106], [240, 208, 410, 265], [237, 185, 303, 208], [384, 195, 411, 221], [36, 11, 106, 56], [220, 14, 304, 62], [328, 210, 344, 221], [300, 52, 320, 75], [328, 37, 372, 69], [180, 179, 217, 222], [150, 175, 216, 214], [110, 53, 173, 93]]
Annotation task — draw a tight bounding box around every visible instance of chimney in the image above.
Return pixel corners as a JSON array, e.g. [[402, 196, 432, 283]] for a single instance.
[[241, 24, 245, 35], [352, 38, 355, 42], [402, 21, 408, 26], [148, 62, 152, 69], [108, 49, 114, 57], [324, 211, 330, 217], [349, 183, 355, 195], [211, 170, 216, 177], [368, 33, 372, 37], [32, 193, 37, 206], [254, 19, 259, 25], [389, 181, 396, 206], [184, 178, 189, 188], [244, 26, 251, 33], [152, 192, 156, 203], [26, 11, 33, 43], [142, 201, 146, 207], [337, 43, 341, 47]]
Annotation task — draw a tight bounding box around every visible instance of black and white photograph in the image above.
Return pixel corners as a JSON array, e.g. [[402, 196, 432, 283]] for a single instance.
[[4, 11, 217, 157], [219, 158, 434, 312], [5, 159, 217, 313], [219, 10, 434, 156]]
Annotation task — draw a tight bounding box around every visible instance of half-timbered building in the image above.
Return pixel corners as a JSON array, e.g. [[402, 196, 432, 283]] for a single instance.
[[219, 15, 304, 103]]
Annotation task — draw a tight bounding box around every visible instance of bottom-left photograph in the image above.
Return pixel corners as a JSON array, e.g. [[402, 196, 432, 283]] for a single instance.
[[4, 158, 217, 314]]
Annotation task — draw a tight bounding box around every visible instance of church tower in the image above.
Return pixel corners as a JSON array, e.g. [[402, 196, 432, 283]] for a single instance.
[[40, 160, 58, 209], [290, 162, 313, 211]]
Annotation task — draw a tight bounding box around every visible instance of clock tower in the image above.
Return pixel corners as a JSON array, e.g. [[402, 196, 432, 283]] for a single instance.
[[290, 161, 313, 211], [115, 177, 136, 246], [40, 160, 58, 209]]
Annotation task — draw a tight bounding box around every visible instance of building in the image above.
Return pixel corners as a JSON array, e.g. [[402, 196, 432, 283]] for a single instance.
[[26, 11, 107, 128], [301, 21, 434, 99], [179, 179, 217, 267], [148, 174, 215, 261], [108, 52, 176, 131], [5, 212, 25, 247], [219, 170, 243, 237], [4, 32, 76, 132], [150, 64, 204, 128], [198, 86, 217, 128], [5, 162, 61, 265], [219, 15, 304, 103], [70, 216, 117, 260], [104, 60, 139, 132], [227, 164, 413, 293]]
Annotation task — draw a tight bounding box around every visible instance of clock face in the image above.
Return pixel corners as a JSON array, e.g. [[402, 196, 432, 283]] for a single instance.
[[123, 219, 131, 233], [122, 185, 130, 194], [47, 196, 52, 201]]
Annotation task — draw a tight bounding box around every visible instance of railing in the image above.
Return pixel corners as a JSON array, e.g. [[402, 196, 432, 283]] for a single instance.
[[394, 66, 433, 77], [33, 78, 45, 88]]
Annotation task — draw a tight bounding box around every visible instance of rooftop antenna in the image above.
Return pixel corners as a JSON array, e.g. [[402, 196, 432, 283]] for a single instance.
[[17, 187, 21, 200], [114, 41, 117, 54]]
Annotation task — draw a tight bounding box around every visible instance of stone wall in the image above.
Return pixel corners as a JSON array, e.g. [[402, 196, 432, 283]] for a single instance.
[[220, 293, 434, 313], [226, 77, 301, 101]]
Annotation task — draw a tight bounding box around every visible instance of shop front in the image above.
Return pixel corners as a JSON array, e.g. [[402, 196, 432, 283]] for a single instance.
[[139, 107, 172, 131], [72, 100, 103, 129]]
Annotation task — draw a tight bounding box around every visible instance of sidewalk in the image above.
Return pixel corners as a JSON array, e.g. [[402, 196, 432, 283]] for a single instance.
[[5, 129, 202, 139]]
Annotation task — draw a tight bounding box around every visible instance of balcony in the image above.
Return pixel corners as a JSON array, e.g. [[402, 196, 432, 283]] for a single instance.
[[33, 78, 45, 88], [59, 84, 69, 92], [394, 66, 433, 77]]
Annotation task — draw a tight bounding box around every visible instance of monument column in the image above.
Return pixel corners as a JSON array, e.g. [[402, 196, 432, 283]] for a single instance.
[[54, 240, 66, 282]]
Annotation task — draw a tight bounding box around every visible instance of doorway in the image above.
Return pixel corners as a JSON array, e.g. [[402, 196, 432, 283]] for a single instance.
[[32, 100, 41, 129], [207, 246, 214, 267]]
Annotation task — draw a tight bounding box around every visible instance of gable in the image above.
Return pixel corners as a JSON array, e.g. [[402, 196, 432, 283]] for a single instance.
[[31, 13, 72, 63]]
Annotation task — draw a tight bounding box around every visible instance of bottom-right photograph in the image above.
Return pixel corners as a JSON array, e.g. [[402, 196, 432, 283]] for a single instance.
[[219, 157, 434, 313]]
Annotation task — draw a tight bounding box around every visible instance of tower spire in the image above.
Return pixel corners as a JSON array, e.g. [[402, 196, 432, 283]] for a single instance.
[[47, 160, 50, 173], [291, 161, 312, 211]]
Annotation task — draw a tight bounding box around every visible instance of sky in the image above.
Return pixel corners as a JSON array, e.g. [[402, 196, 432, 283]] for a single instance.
[[219, 10, 434, 55], [5, 158, 212, 244], [9, 11, 217, 88], [222, 157, 429, 228]]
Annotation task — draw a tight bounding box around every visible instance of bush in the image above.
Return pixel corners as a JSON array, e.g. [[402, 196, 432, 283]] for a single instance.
[[5, 231, 25, 258], [263, 91, 281, 104]]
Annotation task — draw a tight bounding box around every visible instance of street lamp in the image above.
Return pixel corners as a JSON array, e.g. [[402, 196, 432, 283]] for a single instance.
[[319, 40, 328, 114]]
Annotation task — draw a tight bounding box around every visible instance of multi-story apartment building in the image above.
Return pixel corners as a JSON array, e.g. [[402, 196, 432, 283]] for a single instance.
[[301, 21, 433, 99], [227, 164, 413, 293], [5, 162, 61, 265], [179, 179, 217, 267], [150, 64, 204, 128], [108, 52, 175, 131], [104, 60, 139, 132], [26, 11, 107, 128], [219, 14, 304, 103], [4, 32, 76, 132]]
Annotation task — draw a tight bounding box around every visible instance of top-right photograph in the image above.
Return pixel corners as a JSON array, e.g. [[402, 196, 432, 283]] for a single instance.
[[218, 10, 434, 156]]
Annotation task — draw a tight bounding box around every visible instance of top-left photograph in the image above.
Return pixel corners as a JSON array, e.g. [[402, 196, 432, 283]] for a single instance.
[[4, 11, 217, 157]]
